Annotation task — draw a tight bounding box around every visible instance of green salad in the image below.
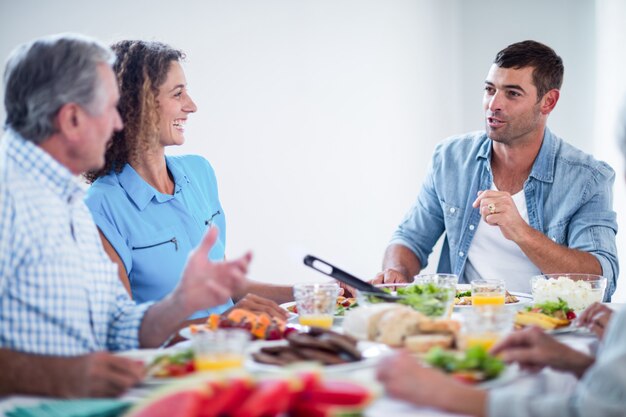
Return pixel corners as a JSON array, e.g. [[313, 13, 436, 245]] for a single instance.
[[367, 283, 452, 317], [425, 345, 505, 381]]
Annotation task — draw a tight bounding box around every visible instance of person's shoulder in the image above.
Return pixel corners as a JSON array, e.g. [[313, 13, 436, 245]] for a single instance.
[[169, 154, 214, 173], [84, 173, 125, 209], [168, 154, 218, 185], [434, 131, 488, 159], [555, 137, 615, 181]]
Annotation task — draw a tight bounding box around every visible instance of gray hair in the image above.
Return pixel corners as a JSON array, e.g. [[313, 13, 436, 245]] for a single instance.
[[3, 33, 115, 144]]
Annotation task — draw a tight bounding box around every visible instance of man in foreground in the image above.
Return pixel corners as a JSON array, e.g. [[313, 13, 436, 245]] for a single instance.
[[0, 34, 251, 397]]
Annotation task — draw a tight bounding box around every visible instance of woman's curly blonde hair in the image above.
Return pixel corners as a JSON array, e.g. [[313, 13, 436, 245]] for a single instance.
[[85, 40, 184, 183]]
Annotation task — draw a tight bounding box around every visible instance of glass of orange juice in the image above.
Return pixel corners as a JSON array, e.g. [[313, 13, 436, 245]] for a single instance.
[[460, 306, 513, 351], [471, 279, 506, 306], [293, 283, 339, 329], [192, 329, 249, 372]]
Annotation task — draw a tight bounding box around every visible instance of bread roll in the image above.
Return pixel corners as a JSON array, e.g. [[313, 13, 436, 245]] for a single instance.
[[404, 334, 454, 353], [374, 306, 426, 346], [418, 319, 461, 335]]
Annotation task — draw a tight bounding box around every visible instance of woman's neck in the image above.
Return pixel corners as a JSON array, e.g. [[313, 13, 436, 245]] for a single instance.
[[131, 148, 175, 195]]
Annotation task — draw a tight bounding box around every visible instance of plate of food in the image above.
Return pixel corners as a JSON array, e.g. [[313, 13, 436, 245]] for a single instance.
[[247, 327, 391, 373], [281, 296, 359, 319], [116, 345, 198, 386], [514, 298, 582, 334], [179, 308, 293, 340], [423, 345, 520, 388], [454, 284, 532, 309]]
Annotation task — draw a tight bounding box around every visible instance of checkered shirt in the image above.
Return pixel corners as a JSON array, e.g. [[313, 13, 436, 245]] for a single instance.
[[0, 130, 152, 355]]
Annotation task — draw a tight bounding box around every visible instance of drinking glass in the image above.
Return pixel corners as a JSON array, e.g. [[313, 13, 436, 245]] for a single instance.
[[192, 328, 249, 372], [293, 283, 339, 329], [471, 279, 506, 306], [460, 306, 514, 351]]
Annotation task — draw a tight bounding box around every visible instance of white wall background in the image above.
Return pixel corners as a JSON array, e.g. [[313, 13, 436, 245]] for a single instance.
[[1, 0, 624, 301]]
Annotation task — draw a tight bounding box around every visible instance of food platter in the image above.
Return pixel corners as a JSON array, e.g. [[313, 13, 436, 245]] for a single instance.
[[245, 339, 392, 374]]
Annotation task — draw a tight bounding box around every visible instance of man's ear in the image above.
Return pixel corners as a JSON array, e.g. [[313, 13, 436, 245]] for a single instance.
[[55, 103, 82, 140], [540, 89, 560, 115]]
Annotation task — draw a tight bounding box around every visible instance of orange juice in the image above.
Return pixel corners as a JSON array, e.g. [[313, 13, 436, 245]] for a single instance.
[[465, 333, 499, 351], [472, 294, 505, 306], [299, 314, 333, 329], [194, 353, 244, 371]]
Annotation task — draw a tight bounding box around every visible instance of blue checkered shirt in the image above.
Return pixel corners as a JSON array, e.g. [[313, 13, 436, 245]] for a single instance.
[[0, 130, 152, 355]]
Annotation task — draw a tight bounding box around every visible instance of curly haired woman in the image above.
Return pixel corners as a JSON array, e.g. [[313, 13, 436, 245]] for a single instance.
[[85, 40, 291, 320]]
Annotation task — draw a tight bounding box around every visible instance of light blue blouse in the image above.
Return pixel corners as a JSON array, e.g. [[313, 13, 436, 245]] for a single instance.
[[85, 155, 233, 318]]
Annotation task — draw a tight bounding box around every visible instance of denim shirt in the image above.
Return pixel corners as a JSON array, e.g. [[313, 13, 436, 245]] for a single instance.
[[390, 128, 619, 299]]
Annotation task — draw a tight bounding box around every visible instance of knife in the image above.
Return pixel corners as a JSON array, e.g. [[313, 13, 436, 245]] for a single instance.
[[303, 255, 401, 301]]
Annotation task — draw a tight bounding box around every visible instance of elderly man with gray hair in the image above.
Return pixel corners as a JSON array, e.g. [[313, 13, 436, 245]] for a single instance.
[[0, 33, 251, 397]]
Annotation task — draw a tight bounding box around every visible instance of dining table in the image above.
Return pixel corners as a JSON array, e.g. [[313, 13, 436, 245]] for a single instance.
[[0, 304, 620, 417]]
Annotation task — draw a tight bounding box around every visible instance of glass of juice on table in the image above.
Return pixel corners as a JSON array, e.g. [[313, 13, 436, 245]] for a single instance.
[[192, 329, 249, 372], [471, 279, 506, 306], [461, 306, 514, 350], [293, 282, 339, 329]]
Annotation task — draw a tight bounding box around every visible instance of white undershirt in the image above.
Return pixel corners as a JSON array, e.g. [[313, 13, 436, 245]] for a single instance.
[[465, 185, 541, 293]]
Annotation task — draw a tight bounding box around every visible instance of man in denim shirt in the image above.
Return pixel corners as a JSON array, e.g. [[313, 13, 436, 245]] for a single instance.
[[376, 40, 618, 297]]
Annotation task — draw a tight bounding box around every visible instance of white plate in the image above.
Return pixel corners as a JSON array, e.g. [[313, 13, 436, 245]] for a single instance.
[[279, 301, 353, 322], [116, 345, 195, 386], [179, 326, 196, 340], [547, 325, 593, 336], [245, 339, 392, 374], [477, 363, 523, 389], [454, 291, 533, 310]]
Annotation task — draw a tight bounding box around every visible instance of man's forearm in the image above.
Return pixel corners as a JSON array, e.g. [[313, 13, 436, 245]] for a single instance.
[[0, 349, 77, 397], [235, 280, 294, 304], [138, 295, 191, 348], [382, 244, 422, 279], [516, 227, 602, 275]]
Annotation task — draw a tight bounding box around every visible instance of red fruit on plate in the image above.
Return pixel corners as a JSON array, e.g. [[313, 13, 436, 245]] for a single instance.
[[198, 378, 254, 417], [290, 402, 367, 417], [283, 326, 299, 337], [566, 311, 576, 320], [127, 389, 204, 417], [232, 379, 291, 417], [302, 380, 372, 407]]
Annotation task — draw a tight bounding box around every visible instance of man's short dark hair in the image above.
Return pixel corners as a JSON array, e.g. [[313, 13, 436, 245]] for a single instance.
[[494, 40, 564, 101]]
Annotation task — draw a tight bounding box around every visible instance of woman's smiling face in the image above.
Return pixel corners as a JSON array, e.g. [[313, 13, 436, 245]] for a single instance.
[[156, 60, 197, 147]]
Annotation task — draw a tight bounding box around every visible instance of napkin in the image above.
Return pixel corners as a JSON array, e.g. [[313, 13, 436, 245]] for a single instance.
[[7, 399, 130, 417]]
